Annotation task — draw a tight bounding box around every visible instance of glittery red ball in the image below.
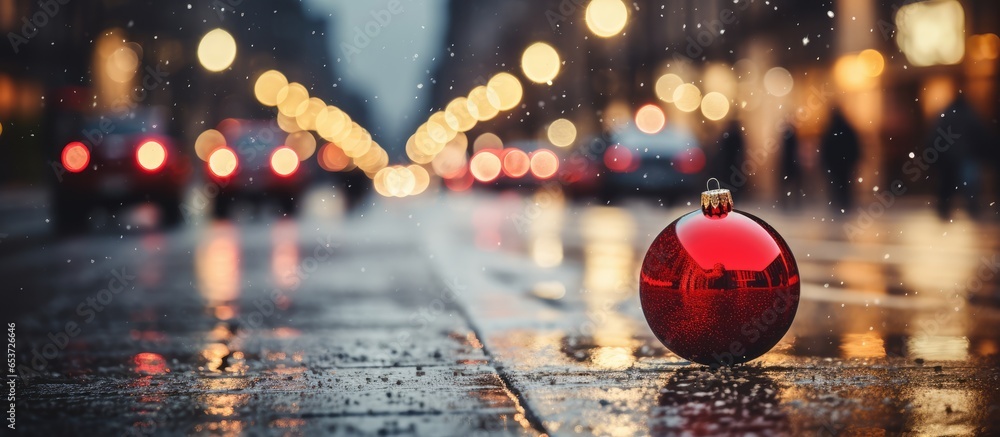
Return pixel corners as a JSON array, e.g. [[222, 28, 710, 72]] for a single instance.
[[640, 209, 799, 366]]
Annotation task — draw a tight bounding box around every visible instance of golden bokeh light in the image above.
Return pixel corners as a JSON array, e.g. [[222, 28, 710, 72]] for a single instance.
[[284, 131, 316, 161], [834, 55, 876, 91], [857, 49, 885, 77], [672, 83, 701, 112], [520, 42, 561, 84], [896, 0, 965, 66], [969, 33, 1000, 61], [546, 118, 577, 148], [276, 82, 309, 117], [635, 104, 665, 134], [473, 132, 503, 153], [406, 134, 435, 165], [276, 112, 302, 133], [427, 111, 458, 144], [295, 97, 326, 131], [318, 143, 350, 172], [208, 148, 238, 178], [195, 129, 227, 161], [408, 165, 430, 196], [254, 70, 287, 106], [763, 67, 793, 96], [270, 147, 299, 176], [470, 151, 502, 182], [431, 134, 468, 178], [585, 0, 628, 38], [106, 46, 139, 83], [654, 73, 684, 103], [197, 28, 237, 72], [341, 124, 372, 158], [486, 72, 523, 111], [529, 149, 559, 179], [445, 97, 477, 132], [700, 92, 730, 121], [316, 106, 349, 140], [467, 86, 500, 121]]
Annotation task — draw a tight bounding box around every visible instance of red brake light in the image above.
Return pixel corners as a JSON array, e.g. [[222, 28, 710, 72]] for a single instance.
[[604, 144, 635, 172], [501, 148, 530, 178], [208, 147, 238, 178], [529, 149, 559, 179], [61, 142, 90, 173], [270, 147, 299, 177], [136, 140, 167, 172]]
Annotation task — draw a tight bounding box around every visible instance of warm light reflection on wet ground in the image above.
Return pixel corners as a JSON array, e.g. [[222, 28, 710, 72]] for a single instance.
[[429, 190, 1000, 435]]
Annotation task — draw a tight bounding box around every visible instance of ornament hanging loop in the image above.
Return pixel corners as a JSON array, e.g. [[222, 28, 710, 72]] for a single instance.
[[700, 178, 734, 218]]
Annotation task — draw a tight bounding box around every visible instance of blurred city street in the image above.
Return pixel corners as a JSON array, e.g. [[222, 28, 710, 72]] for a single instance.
[[3, 187, 999, 435], [1, 0, 999, 435]]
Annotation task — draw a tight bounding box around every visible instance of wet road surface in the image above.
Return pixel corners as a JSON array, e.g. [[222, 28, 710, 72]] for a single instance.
[[3, 187, 1000, 435]]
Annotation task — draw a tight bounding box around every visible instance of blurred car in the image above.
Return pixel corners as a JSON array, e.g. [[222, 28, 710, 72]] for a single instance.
[[601, 125, 705, 203], [207, 119, 312, 218], [52, 106, 189, 232]]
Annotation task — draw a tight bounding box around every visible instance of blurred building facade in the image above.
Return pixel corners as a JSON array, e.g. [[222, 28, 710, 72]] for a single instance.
[[429, 0, 999, 203], [0, 0, 366, 185]]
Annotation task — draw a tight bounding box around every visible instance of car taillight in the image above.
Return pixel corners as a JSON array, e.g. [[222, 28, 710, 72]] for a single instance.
[[529, 149, 559, 179], [501, 148, 529, 178], [61, 142, 90, 173], [604, 144, 634, 172], [270, 147, 299, 176], [136, 140, 167, 172], [208, 147, 238, 178]]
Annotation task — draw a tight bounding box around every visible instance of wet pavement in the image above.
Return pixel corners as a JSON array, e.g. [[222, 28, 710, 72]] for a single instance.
[[4, 187, 1000, 435]]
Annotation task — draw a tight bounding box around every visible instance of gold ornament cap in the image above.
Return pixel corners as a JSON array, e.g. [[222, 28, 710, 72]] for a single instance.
[[700, 178, 733, 217]]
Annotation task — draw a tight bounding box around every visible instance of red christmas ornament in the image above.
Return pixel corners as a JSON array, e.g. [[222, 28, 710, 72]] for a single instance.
[[640, 179, 799, 366]]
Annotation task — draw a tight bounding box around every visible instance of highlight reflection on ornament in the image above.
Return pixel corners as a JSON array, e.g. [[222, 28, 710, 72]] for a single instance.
[[639, 179, 799, 365]]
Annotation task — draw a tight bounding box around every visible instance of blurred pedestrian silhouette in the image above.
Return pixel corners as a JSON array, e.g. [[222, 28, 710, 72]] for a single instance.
[[820, 109, 860, 212], [779, 121, 802, 210], [718, 120, 745, 193], [930, 95, 989, 219]]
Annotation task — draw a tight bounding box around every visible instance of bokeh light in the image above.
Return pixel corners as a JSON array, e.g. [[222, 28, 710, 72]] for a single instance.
[[197, 28, 237, 72], [254, 70, 287, 106], [763, 67, 793, 96], [529, 149, 559, 179], [502, 148, 530, 178], [62, 142, 90, 173], [284, 131, 317, 161], [106, 46, 139, 83], [520, 42, 561, 84], [473, 132, 503, 152], [603, 144, 634, 172], [270, 147, 299, 176], [585, 0, 628, 38], [408, 165, 430, 196], [276, 82, 309, 117], [896, 0, 965, 66], [318, 143, 350, 172], [486, 72, 523, 111], [445, 97, 476, 132], [295, 97, 326, 131], [195, 129, 227, 161], [700, 92, 730, 121], [857, 49, 885, 77], [655, 73, 684, 103], [470, 150, 502, 182], [546, 118, 577, 148], [467, 86, 500, 121], [672, 83, 701, 112], [635, 104, 666, 134], [136, 140, 166, 171], [208, 148, 238, 178]]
